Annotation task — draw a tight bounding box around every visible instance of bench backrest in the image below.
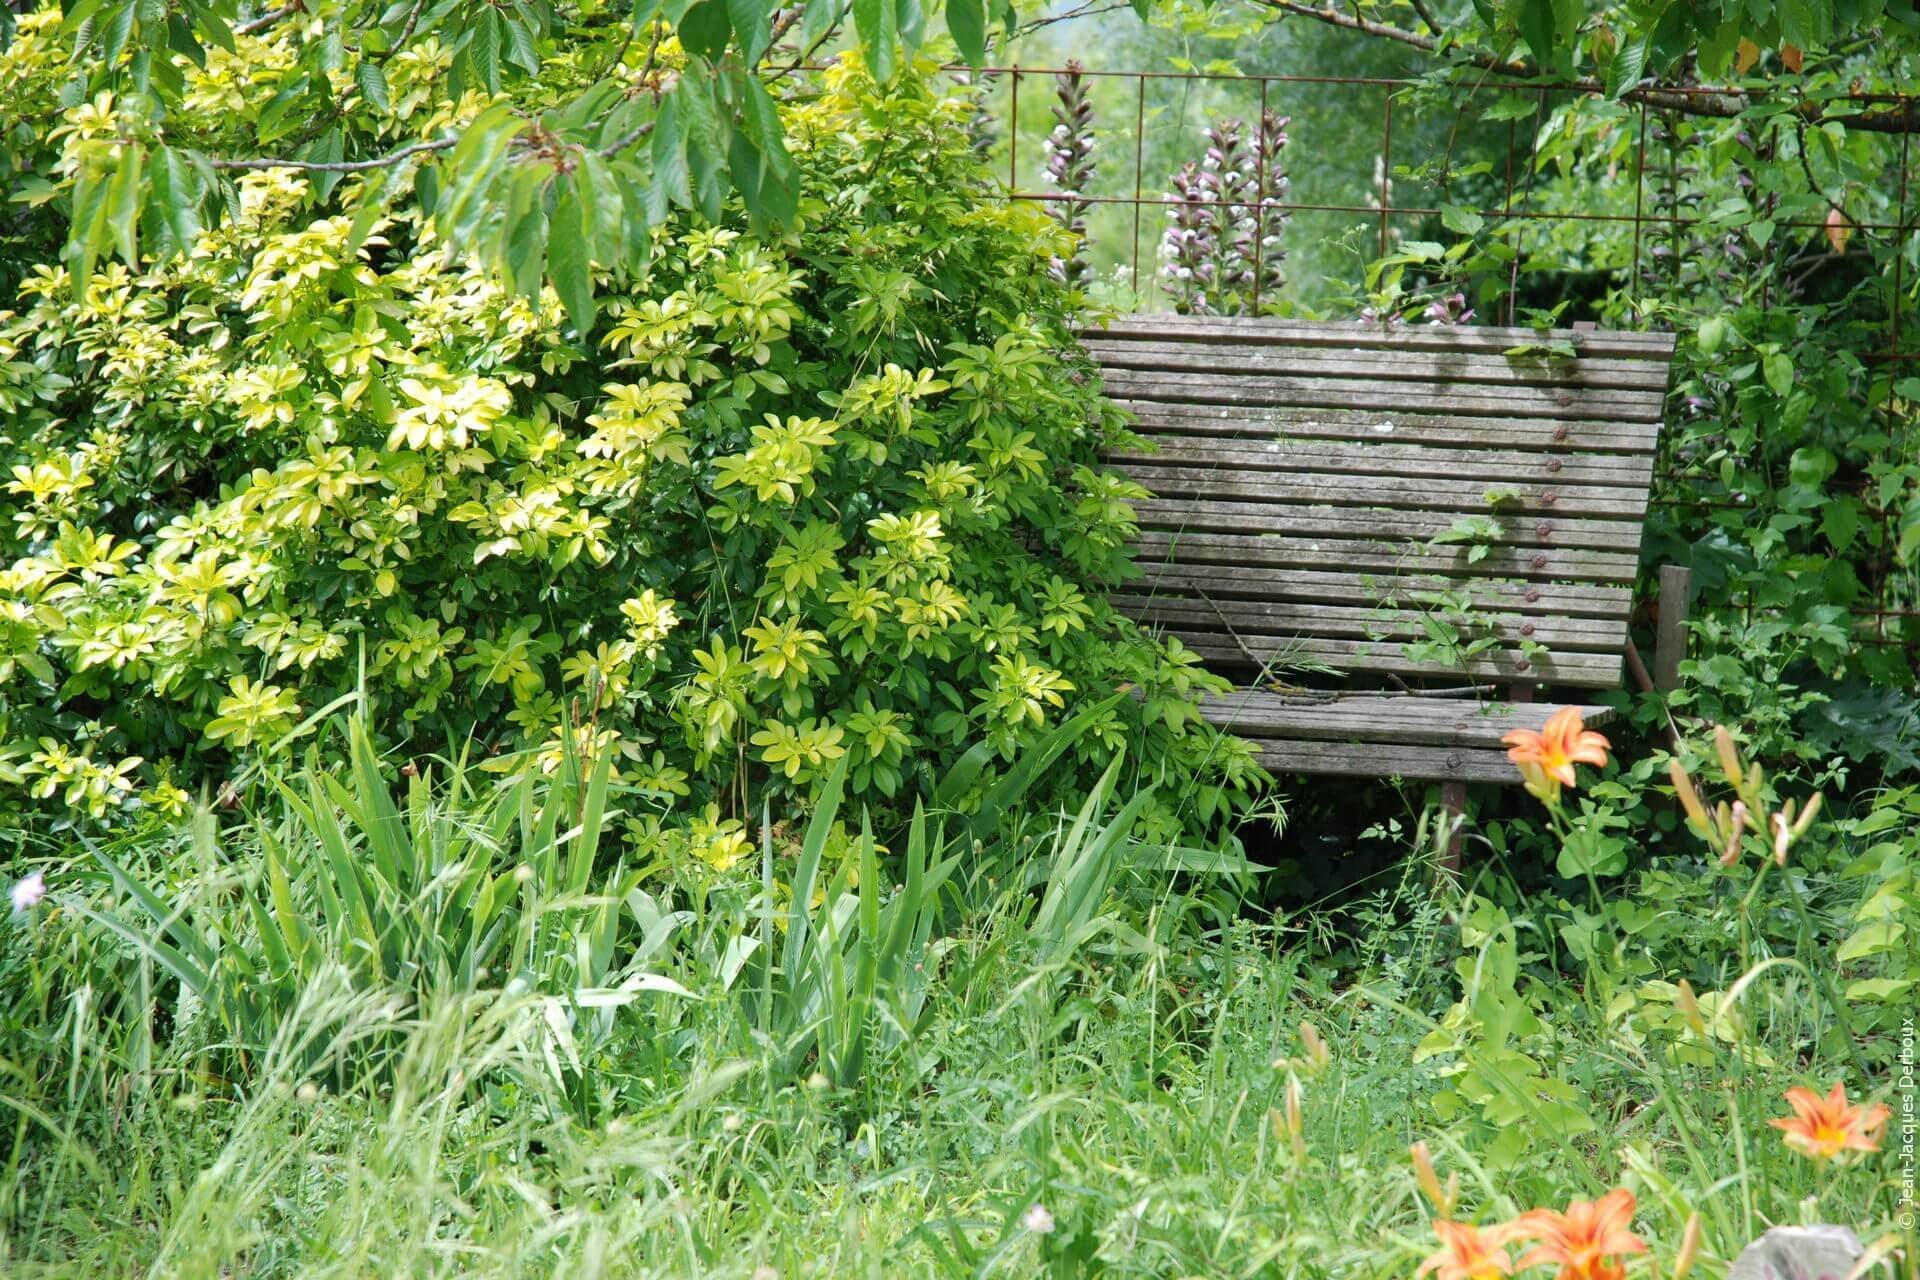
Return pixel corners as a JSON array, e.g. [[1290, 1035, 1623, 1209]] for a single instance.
[[1085, 316, 1676, 690]]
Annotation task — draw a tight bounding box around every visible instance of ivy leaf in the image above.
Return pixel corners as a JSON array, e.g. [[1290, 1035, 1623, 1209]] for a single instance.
[[1836, 919, 1904, 962], [1762, 350, 1794, 398], [1822, 498, 1859, 552], [1555, 827, 1627, 879], [1441, 203, 1483, 235]]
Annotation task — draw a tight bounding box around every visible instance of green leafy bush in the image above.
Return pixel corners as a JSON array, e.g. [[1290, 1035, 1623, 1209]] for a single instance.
[[0, 44, 1260, 835]]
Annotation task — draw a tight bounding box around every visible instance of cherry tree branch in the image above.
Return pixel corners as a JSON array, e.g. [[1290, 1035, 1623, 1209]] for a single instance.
[[1247, 0, 1920, 134], [235, 3, 300, 35], [207, 136, 456, 172]]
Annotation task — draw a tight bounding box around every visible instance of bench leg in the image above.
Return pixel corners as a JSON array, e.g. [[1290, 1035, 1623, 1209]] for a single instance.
[[1654, 564, 1692, 691], [1439, 781, 1466, 874]]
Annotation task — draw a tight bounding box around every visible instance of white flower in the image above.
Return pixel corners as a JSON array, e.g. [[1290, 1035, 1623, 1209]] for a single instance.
[[11, 871, 46, 915], [1023, 1204, 1055, 1234]]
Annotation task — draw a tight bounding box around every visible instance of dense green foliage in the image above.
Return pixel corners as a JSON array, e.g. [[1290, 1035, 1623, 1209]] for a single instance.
[[1, 46, 1259, 836], [4, 0, 1918, 1271], [1, 712, 1909, 1273], [1017, 2, 1920, 786]]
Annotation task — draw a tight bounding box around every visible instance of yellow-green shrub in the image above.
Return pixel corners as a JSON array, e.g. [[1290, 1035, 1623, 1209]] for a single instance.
[[0, 43, 1262, 836]]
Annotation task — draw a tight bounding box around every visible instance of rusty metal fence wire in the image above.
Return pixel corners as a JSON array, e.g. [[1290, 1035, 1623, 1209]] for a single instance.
[[914, 64, 1918, 646]]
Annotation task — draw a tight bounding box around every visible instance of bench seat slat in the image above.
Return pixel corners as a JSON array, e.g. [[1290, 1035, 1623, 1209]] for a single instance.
[[1088, 317, 1678, 359], [1234, 739, 1533, 783], [1118, 462, 1650, 519], [1100, 370, 1667, 422], [1117, 404, 1661, 454], [1197, 693, 1620, 782], [1119, 437, 1654, 487], [1134, 563, 1633, 619], [1132, 530, 1637, 583], [1137, 498, 1645, 552], [1082, 339, 1674, 390], [1170, 635, 1622, 685], [1197, 690, 1619, 746], [1115, 595, 1627, 655]]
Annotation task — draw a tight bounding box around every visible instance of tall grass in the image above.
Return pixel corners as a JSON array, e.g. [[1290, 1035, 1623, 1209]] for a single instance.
[[0, 717, 1905, 1277]]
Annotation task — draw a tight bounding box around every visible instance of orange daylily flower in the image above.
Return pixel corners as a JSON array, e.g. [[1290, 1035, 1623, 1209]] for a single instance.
[[1511, 1188, 1648, 1280], [1768, 1082, 1890, 1160], [1418, 1219, 1519, 1280], [1501, 706, 1611, 789]]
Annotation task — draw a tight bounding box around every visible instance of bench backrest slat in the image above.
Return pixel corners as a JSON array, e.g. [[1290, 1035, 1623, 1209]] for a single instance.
[[1086, 317, 1675, 690]]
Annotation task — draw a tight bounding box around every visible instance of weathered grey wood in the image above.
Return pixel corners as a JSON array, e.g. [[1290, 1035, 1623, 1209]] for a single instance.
[[1117, 403, 1662, 453], [1169, 634, 1623, 685], [1231, 738, 1527, 783], [1440, 779, 1467, 867], [1087, 316, 1679, 359], [1082, 313, 1668, 779], [1194, 690, 1617, 747], [1130, 531, 1640, 583], [1100, 370, 1666, 422], [1655, 564, 1692, 691], [1136, 499, 1646, 552], [1113, 595, 1628, 653], [1134, 564, 1633, 619], [1081, 339, 1674, 390], [1200, 693, 1621, 783], [1117, 462, 1651, 519], [1118, 436, 1655, 487]]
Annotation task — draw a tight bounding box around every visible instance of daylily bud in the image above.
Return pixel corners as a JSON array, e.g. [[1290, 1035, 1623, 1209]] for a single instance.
[[1714, 725, 1743, 789], [1743, 763, 1766, 812], [1721, 801, 1747, 866], [1671, 1212, 1702, 1280], [1518, 760, 1561, 808], [1676, 979, 1709, 1039], [1299, 1021, 1330, 1074], [1771, 811, 1792, 866], [1791, 792, 1822, 837], [1284, 1074, 1307, 1161], [1667, 759, 1710, 832], [1410, 1140, 1452, 1216]]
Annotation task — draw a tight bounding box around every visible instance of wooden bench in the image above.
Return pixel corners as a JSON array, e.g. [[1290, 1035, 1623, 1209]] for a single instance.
[[1083, 314, 1680, 810]]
